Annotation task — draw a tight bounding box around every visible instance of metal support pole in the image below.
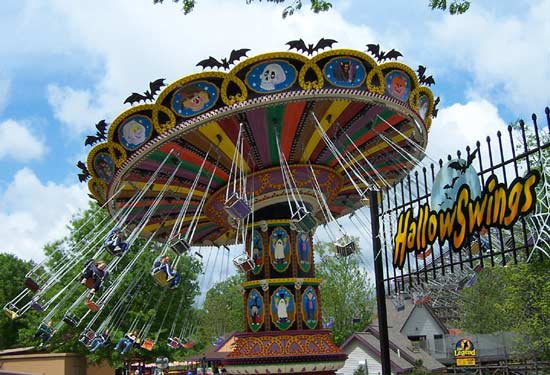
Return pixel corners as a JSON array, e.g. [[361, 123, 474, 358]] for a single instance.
[[368, 189, 391, 375]]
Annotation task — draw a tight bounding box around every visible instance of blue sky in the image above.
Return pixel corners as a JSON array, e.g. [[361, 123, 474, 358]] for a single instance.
[[1, 0, 549, 262]]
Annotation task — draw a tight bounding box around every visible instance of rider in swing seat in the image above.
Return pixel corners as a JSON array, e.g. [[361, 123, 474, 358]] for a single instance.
[[105, 227, 129, 256], [114, 331, 138, 355], [152, 255, 181, 289], [80, 260, 109, 295], [34, 320, 55, 346], [89, 329, 111, 352]]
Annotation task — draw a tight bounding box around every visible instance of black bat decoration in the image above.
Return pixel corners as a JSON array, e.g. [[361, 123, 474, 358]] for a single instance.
[[443, 176, 460, 189], [433, 96, 440, 118], [417, 65, 435, 86], [365, 44, 403, 63], [124, 78, 166, 105], [76, 161, 90, 183], [286, 38, 337, 56], [196, 49, 250, 70], [84, 120, 108, 146], [448, 153, 477, 174]]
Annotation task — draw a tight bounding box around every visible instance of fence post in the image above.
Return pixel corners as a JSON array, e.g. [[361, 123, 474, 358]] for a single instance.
[[369, 189, 391, 375]]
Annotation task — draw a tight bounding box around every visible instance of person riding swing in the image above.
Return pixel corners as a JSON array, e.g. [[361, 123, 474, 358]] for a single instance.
[[151, 255, 181, 289], [89, 329, 111, 352], [80, 260, 109, 295], [105, 227, 129, 256]]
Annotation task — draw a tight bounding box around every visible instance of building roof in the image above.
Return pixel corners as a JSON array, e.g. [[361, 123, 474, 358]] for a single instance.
[[365, 325, 445, 372], [373, 297, 448, 334], [343, 296, 447, 372], [342, 332, 414, 373]]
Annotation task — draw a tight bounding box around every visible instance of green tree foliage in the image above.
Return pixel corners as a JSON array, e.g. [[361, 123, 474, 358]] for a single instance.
[[195, 274, 245, 347], [457, 259, 550, 360], [314, 240, 375, 345], [429, 0, 470, 15], [0, 253, 35, 349], [154, 0, 469, 17], [457, 267, 515, 333], [3, 202, 203, 367]]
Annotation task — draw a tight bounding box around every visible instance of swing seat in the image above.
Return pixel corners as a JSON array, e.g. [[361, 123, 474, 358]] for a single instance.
[[105, 244, 124, 257], [24, 277, 40, 292], [232, 254, 255, 273], [82, 278, 95, 289], [85, 299, 100, 312], [291, 208, 316, 233], [133, 337, 142, 348], [393, 297, 405, 312], [469, 240, 480, 255], [3, 304, 19, 320], [141, 338, 155, 351], [31, 300, 44, 312], [182, 339, 194, 349], [169, 235, 191, 255], [63, 313, 79, 327], [37, 323, 54, 336], [151, 270, 170, 286], [224, 193, 251, 220], [168, 337, 181, 349], [335, 236, 356, 257], [79, 329, 96, 346]]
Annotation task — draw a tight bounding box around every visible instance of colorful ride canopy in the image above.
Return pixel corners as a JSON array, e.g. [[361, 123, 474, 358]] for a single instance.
[[84, 45, 436, 246]]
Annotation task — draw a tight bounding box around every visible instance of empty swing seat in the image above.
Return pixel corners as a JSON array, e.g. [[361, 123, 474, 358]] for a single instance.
[[335, 236, 356, 257], [63, 313, 79, 327], [79, 329, 96, 346], [24, 277, 40, 293], [3, 304, 19, 320], [85, 299, 100, 312], [168, 337, 181, 349], [291, 208, 317, 233], [224, 193, 251, 220], [233, 254, 255, 273], [141, 338, 155, 351], [182, 339, 194, 349], [31, 300, 44, 312], [169, 235, 191, 255], [393, 296, 405, 311]]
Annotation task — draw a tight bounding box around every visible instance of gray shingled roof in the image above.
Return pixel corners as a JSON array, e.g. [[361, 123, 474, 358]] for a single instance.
[[343, 296, 448, 372]]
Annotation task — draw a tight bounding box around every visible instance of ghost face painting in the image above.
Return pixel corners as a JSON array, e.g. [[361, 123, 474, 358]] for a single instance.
[[260, 63, 286, 91], [122, 120, 146, 147]]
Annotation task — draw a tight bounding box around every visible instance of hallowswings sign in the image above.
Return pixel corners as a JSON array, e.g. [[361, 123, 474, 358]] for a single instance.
[[393, 169, 540, 269]]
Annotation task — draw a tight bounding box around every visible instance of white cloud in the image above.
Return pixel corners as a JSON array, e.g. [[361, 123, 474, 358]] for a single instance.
[[425, 99, 508, 164], [428, 0, 550, 112], [47, 85, 105, 136], [0, 119, 46, 162], [39, 0, 375, 135], [0, 168, 89, 261]]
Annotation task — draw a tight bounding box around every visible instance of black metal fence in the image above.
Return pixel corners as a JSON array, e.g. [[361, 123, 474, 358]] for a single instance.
[[379, 107, 550, 298]]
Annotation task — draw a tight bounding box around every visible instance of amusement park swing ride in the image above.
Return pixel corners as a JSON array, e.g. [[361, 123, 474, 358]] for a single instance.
[[3, 38, 439, 374]]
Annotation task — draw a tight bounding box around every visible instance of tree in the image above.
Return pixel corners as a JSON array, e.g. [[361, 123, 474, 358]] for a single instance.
[[457, 260, 550, 360], [5, 202, 203, 368], [456, 267, 515, 333], [0, 253, 35, 349], [428, 1, 470, 15], [315, 240, 375, 345], [195, 273, 245, 348], [153, 0, 469, 17]]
